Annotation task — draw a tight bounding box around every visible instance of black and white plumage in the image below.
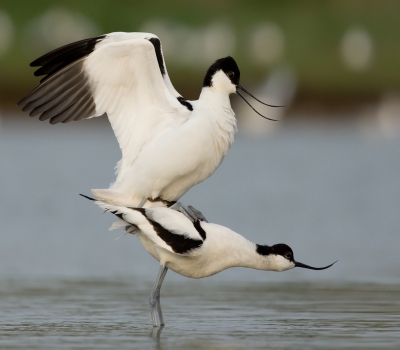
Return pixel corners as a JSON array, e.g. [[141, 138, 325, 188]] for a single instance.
[[18, 32, 279, 209], [81, 195, 336, 327]]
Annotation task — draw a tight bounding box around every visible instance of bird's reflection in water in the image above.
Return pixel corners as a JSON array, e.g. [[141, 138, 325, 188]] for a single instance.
[[149, 325, 165, 350], [149, 324, 164, 339]]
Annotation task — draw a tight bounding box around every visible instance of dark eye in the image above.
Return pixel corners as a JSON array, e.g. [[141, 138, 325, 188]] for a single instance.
[[227, 71, 235, 79], [285, 253, 291, 259]]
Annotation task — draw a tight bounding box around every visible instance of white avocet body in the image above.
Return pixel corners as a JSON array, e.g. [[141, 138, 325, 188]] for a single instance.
[[83, 196, 336, 326], [18, 32, 278, 208]]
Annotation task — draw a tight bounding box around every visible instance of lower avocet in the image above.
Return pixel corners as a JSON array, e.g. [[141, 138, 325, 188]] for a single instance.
[[82, 195, 336, 327]]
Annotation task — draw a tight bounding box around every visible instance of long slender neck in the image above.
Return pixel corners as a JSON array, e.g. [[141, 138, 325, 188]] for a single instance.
[[196, 87, 237, 152], [205, 224, 268, 274], [198, 87, 232, 109]]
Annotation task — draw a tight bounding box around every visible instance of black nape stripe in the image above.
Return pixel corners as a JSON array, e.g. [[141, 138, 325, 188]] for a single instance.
[[147, 37, 166, 75], [133, 208, 203, 254], [177, 97, 193, 111], [256, 244, 271, 256], [193, 220, 206, 240]]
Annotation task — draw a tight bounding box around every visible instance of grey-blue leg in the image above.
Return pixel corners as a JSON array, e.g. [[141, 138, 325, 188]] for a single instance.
[[154, 266, 168, 325], [187, 205, 208, 222], [149, 265, 168, 327], [139, 197, 147, 208], [170, 202, 208, 222]]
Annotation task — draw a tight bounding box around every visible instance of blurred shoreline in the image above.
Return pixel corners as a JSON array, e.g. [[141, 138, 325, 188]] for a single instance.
[[0, 92, 394, 127], [1, 0, 400, 115]]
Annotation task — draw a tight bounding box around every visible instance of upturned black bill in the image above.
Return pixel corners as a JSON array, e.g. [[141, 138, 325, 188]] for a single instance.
[[237, 85, 282, 107], [295, 260, 337, 270], [236, 85, 282, 121]]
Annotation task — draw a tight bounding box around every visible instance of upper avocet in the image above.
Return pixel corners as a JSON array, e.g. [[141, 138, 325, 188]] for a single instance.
[[81, 194, 336, 327], [18, 32, 279, 210]]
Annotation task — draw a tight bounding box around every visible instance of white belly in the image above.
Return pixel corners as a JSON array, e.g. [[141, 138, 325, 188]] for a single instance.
[[112, 116, 233, 202]]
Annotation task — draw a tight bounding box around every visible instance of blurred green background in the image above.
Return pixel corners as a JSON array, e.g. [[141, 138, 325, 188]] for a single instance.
[[1, 0, 399, 121]]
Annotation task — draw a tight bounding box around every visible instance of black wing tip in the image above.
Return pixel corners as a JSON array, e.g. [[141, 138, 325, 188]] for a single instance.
[[30, 59, 42, 67], [79, 194, 96, 201], [16, 93, 32, 106], [30, 35, 107, 66], [30, 61, 40, 68], [28, 34, 107, 82]]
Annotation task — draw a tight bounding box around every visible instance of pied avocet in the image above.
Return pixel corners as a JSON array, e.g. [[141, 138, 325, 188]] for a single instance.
[[18, 32, 280, 212], [81, 194, 336, 327]]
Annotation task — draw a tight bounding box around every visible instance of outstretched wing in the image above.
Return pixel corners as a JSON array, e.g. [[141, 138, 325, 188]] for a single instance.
[[18, 32, 191, 178]]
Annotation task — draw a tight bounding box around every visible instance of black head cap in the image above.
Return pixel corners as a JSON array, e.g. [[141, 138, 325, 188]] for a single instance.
[[203, 56, 240, 87], [256, 243, 294, 261], [257, 242, 337, 271], [270, 243, 294, 262]]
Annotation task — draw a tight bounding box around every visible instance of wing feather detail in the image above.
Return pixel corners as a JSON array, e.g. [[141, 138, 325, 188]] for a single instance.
[[85, 39, 190, 179], [18, 32, 191, 179], [144, 208, 205, 242], [90, 200, 203, 255], [129, 207, 204, 254], [31, 35, 106, 82]]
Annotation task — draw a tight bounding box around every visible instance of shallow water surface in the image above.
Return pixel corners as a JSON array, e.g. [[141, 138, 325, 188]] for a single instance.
[[1, 278, 399, 349], [1, 117, 400, 348]]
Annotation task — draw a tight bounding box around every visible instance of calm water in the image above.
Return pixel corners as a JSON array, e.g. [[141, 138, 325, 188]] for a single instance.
[[1, 279, 399, 349], [1, 115, 400, 348]]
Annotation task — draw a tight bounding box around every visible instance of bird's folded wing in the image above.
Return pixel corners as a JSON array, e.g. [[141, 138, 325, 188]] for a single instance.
[[18, 32, 191, 178], [132, 207, 205, 255], [144, 208, 205, 242], [91, 201, 204, 255]]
